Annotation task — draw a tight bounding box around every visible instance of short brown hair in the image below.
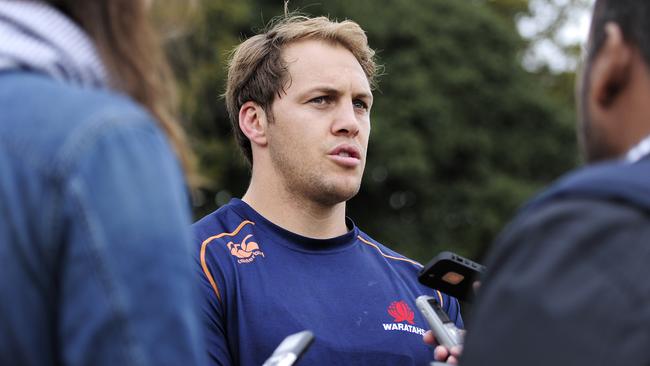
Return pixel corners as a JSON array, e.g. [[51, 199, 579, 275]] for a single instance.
[[225, 15, 378, 165]]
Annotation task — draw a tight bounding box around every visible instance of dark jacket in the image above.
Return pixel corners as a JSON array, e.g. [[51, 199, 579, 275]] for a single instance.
[[462, 158, 650, 365]]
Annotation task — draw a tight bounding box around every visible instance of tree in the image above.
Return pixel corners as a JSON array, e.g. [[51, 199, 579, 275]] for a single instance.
[[161, 0, 257, 217], [170, 0, 578, 262]]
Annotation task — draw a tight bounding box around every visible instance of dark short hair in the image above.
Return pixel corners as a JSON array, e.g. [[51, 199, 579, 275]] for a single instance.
[[588, 0, 650, 64]]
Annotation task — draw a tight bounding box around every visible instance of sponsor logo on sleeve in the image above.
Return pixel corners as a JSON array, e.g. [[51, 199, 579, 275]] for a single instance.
[[227, 234, 265, 264], [382, 300, 426, 336]]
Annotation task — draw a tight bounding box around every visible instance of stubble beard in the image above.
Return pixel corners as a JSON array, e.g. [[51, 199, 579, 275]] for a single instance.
[[269, 146, 362, 207]]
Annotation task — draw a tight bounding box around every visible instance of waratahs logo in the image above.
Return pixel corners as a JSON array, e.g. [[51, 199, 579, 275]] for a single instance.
[[388, 301, 415, 324], [382, 300, 426, 336]]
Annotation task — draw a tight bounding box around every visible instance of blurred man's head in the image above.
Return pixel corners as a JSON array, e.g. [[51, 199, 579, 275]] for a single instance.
[[579, 0, 650, 162]]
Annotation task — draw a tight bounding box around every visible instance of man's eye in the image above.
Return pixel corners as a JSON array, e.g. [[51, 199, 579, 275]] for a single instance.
[[310, 96, 329, 105], [353, 99, 369, 110]]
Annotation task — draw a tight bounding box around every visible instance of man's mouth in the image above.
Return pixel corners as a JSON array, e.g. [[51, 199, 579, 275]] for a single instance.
[[329, 144, 361, 159], [328, 144, 362, 167]]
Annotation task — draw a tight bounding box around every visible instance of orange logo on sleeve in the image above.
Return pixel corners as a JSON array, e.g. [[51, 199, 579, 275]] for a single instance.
[[227, 234, 265, 264]]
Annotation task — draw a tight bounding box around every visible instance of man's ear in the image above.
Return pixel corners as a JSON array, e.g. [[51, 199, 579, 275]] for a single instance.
[[589, 22, 633, 109], [239, 101, 269, 147]]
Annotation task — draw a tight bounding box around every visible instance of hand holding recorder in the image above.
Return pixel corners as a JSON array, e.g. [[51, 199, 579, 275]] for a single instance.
[[418, 252, 485, 365], [416, 296, 464, 348]]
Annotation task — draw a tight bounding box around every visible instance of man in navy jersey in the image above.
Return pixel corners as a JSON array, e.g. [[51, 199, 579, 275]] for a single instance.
[[193, 15, 463, 365]]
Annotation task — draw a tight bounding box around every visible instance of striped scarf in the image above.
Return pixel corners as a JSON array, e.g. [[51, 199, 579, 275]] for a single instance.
[[0, 0, 108, 88]]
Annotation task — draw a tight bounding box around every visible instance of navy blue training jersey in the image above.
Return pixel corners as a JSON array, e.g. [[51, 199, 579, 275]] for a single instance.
[[194, 199, 463, 366]]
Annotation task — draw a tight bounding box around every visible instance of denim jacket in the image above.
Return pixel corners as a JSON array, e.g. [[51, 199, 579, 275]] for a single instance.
[[0, 71, 205, 365]]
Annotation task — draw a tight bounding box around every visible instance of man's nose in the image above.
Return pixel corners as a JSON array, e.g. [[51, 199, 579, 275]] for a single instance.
[[332, 102, 360, 137]]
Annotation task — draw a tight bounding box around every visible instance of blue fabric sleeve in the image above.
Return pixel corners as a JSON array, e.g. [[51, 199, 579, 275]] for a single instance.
[[196, 235, 234, 366], [56, 112, 204, 366], [447, 296, 464, 329]]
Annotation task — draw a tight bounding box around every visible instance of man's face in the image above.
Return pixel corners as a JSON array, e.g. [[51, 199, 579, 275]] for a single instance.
[[266, 39, 373, 206]]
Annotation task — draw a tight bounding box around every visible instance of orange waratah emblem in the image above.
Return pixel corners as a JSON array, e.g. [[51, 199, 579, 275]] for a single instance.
[[388, 300, 415, 324], [227, 234, 265, 263]]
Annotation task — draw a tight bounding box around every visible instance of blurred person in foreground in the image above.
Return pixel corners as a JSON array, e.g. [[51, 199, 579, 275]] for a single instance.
[[193, 14, 463, 365], [432, 0, 650, 364], [0, 1, 204, 365]]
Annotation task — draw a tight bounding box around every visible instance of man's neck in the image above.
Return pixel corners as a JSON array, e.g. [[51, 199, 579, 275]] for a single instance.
[[241, 178, 349, 239]]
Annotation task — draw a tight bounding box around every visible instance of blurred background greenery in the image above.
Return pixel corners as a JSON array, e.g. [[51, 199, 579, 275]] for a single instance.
[[154, 0, 592, 263]]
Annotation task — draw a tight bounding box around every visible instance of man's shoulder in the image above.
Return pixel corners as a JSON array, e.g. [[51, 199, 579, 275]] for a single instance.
[[356, 231, 462, 323], [501, 159, 650, 253], [524, 158, 650, 214], [489, 197, 650, 300], [467, 188, 650, 365], [356, 231, 423, 271], [502, 198, 646, 248], [192, 201, 254, 247]]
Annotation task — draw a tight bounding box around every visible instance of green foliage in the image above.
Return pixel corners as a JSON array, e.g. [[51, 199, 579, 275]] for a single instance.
[[164, 0, 254, 216], [170, 0, 579, 262]]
